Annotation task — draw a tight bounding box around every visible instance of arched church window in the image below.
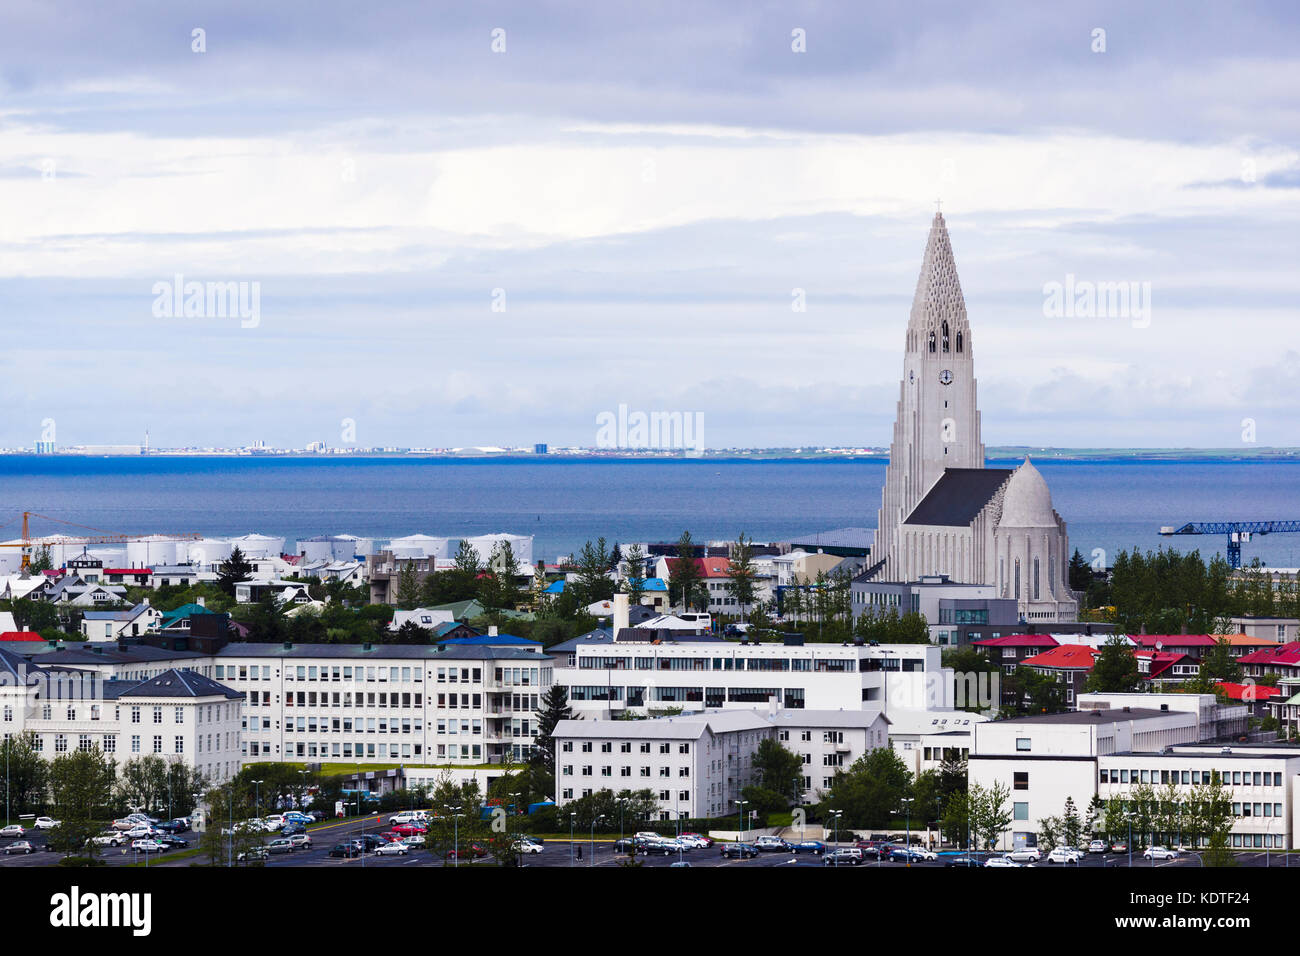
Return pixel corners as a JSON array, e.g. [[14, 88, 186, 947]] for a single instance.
[[1014, 559, 1021, 600], [942, 321, 950, 352], [1033, 558, 1040, 601], [956, 331, 963, 353], [928, 330, 936, 353]]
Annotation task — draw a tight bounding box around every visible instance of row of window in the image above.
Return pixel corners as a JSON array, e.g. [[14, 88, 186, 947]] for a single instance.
[[1099, 769, 1285, 787], [562, 765, 691, 778], [563, 740, 690, 754], [574, 656, 915, 673], [565, 686, 807, 708]]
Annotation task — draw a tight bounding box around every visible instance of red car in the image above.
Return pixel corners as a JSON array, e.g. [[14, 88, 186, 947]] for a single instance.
[[392, 823, 427, 837], [445, 843, 486, 860]]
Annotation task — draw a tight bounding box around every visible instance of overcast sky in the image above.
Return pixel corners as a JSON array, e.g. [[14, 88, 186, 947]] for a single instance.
[[1, 0, 1297, 450]]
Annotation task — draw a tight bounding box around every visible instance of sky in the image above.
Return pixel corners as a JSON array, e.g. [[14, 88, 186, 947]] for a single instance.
[[0, 0, 1297, 450]]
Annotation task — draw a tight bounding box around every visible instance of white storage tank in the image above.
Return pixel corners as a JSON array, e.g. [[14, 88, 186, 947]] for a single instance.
[[463, 533, 534, 569], [231, 533, 285, 560], [185, 537, 234, 568], [127, 536, 178, 567], [387, 534, 452, 559]]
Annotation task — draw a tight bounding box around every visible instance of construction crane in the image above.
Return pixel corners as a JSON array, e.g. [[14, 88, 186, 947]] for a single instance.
[[1159, 520, 1300, 569], [0, 512, 202, 570]]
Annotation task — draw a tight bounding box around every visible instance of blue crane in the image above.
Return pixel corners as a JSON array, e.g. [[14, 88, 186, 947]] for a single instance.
[[1158, 520, 1300, 569]]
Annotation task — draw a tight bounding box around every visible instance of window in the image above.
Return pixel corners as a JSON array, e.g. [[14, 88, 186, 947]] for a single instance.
[[1013, 772, 1029, 791], [1015, 738, 1031, 752], [1013, 802, 1029, 821]]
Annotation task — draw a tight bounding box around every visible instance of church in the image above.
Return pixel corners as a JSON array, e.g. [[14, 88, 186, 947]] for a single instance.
[[866, 212, 1079, 624]]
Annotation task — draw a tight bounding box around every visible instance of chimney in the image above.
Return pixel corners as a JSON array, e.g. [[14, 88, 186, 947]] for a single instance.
[[488, 625, 498, 637], [197, 596, 206, 608], [613, 592, 629, 638], [768, 695, 779, 718], [142, 597, 149, 606]]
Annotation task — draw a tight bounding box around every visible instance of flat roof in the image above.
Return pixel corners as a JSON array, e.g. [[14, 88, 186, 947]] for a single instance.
[[988, 708, 1177, 726]]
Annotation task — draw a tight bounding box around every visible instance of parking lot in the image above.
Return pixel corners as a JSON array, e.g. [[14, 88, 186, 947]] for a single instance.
[[0, 822, 1292, 869]]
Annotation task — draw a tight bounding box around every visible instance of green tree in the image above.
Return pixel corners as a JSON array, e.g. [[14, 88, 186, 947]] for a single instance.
[[0, 733, 49, 818], [531, 685, 572, 774], [751, 737, 804, 806], [819, 747, 912, 829], [1061, 796, 1082, 849], [724, 533, 759, 622], [115, 756, 170, 814], [968, 780, 1013, 851], [573, 538, 615, 608], [621, 543, 647, 606], [1085, 635, 1141, 693], [216, 546, 255, 597], [1006, 666, 1068, 715], [668, 531, 704, 613], [394, 563, 421, 611]]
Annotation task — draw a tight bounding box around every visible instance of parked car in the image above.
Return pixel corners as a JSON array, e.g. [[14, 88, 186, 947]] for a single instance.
[[890, 846, 937, 862], [283, 811, 314, 824], [675, 834, 710, 849], [288, 834, 312, 850], [513, 838, 544, 855], [943, 853, 985, 867], [266, 838, 295, 855], [1143, 846, 1180, 861], [392, 822, 427, 837], [131, 839, 166, 853], [3, 841, 36, 854], [237, 846, 269, 862], [823, 847, 865, 866], [156, 836, 188, 850], [445, 843, 486, 860], [680, 832, 713, 847], [280, 822, 306, 837], [1111, 841, 1128, 853], [400, 833, 426, 847], [329, 843, 361, 858], [155, 819, 190, 834], [91, 832, 125, 847], [642, 838, 685, 856], [1088, 840, 1107, 854], [375, 841, 410, 856], [854, 840, 896, 860], [1047, 847, 1084, 864], [0, 825, 25, 838], [123, 825, 157, 839], [389, 811, 428, 825], [1005, 847, 1041, 863], [791, 840, 826, 855], [613, 837, 639, 854], [307, 810, 326, 822], [261, 816, 285, 832], [985, 855, 1022, 868], [720, 842, 759, 859], [33, 817, 60, 830], [752, 835, 791, 852]]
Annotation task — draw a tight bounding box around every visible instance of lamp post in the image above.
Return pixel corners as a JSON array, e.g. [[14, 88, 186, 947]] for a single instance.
[[590, 814, 603, 867], [734, 799, 748, 845], [1126, 812, 1134, 869], [827, 809, 843, 867], [900, 797, 914, 866], [569, 812, 576, 867], [450, 805, 462, 869], [252, 779, 263, 825]]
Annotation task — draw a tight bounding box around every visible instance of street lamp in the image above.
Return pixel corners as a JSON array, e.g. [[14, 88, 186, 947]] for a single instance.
[[1125, 812, 1134, 869], [899, 797, 915, 866], [827, 809, 843, 867], [569, 812, 576, 867], [590, 814, 604, 867], [251, 779, 264, 824], [734, 799, 749, 845], [450, 805, 463, 869]]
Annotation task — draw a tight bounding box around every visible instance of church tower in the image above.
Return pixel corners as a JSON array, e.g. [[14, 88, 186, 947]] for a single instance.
[[875, 212, 984, 579]]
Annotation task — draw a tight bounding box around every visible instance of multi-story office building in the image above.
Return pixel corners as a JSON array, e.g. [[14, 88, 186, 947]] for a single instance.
[[552, 706, 889, 819], [0, 648, 242, 784]]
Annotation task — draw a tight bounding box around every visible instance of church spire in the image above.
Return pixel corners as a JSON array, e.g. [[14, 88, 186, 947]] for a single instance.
[[907, 212, 970, 356]]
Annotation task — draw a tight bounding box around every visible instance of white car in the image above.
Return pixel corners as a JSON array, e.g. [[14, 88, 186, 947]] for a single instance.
[[1005, 847, 1041, 863], [375, 841, 409, 856], [33, 817, 61, 830], [401, 833, 426, 847], [123, 825, 157, 839], [1143, 846, 1180, 861], [91, 832, 125, 847], [1087, 840, 1107, 854], [675, 834, 709, 849], [0, 825, 25, 838], [131, 839, 166, 853], [389, 811, 428, 825], [513, 838, 544, 855], [1047, 847, 1084, 864], [260, 816, 285, 831], [985, 855, 1023, 867]]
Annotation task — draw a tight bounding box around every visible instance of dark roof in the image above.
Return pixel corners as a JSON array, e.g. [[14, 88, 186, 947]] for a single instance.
[[119, 668, 242, 700], [438, 634, 540, 647], [547, 629, 615, 652], [20, 644, 203, 665], [0, 646, 40, 684], [904, 468, 1013, 527]]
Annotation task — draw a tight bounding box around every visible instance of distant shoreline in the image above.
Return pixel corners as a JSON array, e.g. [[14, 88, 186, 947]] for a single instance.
[[1, 447, 1298, 463]]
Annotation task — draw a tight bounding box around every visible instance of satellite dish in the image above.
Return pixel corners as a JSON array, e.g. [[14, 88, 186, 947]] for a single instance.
[[1155, 641, 1163, 651]]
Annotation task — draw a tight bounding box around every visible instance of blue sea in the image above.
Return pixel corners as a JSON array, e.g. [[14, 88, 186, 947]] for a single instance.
[[0, 456, 1297, 566]]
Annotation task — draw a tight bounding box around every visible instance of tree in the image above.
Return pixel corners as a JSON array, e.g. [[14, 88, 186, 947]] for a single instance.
[[395, 563, 421, 611], [1037, 815, 1062, 853], [12, 599, 59, 633], [724, 533, 759, 622], [751, 738, 804, 806], [1005, 666, 1068, 715], [819, 747, 912, 829], [0, 734, 49, 817], [621, 543, 647, 606], [968, 780, 1013, 851], [1085, 635, 1141, 693], [531, 685, 572, 773], [392, 620, 432, 645], [28, 545, 53, 573], [1060, 796, 1082, 849], [217, 547, 255, 596], [48, 746, 115, 820], [1196, 637, 1243, 685], [1068, 548, 1092, 593], [116, 756, 170, 814], [668, 531, 704, 613], [573, 538, 615, 608]]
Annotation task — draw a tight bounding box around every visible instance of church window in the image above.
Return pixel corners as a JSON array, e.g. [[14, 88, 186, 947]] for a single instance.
[[928, 330, 936, 353], [1014, 559, 1021, 600], [1033, 558, 1040, 601], [956, 331, 963, 353], [942, 321, 950, 352]]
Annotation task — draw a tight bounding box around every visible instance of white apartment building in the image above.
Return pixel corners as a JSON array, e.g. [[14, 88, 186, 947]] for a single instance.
[[969, 708, 1200, 850], [19, 639, 552, 769], [1099, 745, 1300, 851], [554, 632, 954, 721], [0, 648, 242, 784], [770, 708, 890, 803]]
